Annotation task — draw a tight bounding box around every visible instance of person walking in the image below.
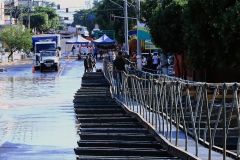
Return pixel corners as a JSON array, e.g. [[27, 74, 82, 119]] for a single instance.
[[108, 49, 113, 62], [76, 45, 79, 55], [152, 52, 159, 72], [99, 49, 103, 59], [88, 55, 93, 72], [92, 57, 97, 72], [142, 55, 147, 67], [84, 55, 89, 72], [132, 52, 137, 62], [71, 45, 76, 55], [94, 47, 98, 59], [146, 53, 152, 69], [113, 51, 130, 81]]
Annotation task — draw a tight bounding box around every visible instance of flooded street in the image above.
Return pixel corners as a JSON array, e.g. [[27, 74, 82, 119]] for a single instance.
[[0, 58, 104, 160]]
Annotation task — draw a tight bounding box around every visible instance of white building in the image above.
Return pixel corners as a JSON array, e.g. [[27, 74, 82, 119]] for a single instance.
[[17, 0, 42, 7]]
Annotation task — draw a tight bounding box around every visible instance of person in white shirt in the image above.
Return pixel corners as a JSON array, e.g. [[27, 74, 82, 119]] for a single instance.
[[81, 47, 84, 55], [76, 45, 79, 55], [82, 47, 87, 55], [108, 49, 113, 62], [142, 56, 147, 66], [152, 52, 159, 70]]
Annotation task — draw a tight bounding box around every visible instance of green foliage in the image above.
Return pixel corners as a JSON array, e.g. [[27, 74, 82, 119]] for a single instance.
[[93, 0, 136, 43], [184, 0, 240, 69], [57, 25, 64, 30], [140, 0, 160, 25], [142, 0, 240, 70], [34, 6, 58, 19], [20, 6, 58, 32], [0, 24, 32, 59], [27, 13, 48, 30], [148, 0, 187, 54], [48, 16, 58, 31], [72, 9, 95, 34]]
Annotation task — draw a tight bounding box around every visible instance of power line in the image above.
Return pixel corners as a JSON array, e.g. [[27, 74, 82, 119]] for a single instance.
[[91, 9, 123, 12]]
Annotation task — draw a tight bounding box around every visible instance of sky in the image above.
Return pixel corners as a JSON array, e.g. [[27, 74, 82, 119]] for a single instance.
[[50, 0, 94, 20], [51, 0, 93, 10]]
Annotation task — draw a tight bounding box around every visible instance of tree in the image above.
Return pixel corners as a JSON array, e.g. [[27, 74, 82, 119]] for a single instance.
[[140, 0, 160, 25], [23, 13, 49, 31], [0, 24, 32, 61], [149, 0, 187, 54], [184, 0, 240, 70], [147, 0, 187, 78], [21, 6, 58, 32], [72, 9, 95, 34], [93, 0, 136, 43]]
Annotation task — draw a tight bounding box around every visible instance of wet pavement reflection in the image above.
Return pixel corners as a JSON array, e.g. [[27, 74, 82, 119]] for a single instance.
[[0, 59, 100, 160]]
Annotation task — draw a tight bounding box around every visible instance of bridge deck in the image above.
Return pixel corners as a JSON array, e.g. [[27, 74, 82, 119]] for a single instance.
[[73, 72, 182, 159], [118, 100, 234, 160], [73, 72, 233, 160]]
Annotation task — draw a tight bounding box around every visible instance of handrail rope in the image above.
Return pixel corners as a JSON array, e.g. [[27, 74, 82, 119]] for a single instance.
[[233, 83, 240, 157], [102, 59, 240, 159]]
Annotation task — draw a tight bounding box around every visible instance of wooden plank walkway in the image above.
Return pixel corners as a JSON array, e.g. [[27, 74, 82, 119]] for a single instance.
[[112, 90, 235, 160], [73, 72, 235, 159], [73, 72, 182, 159]]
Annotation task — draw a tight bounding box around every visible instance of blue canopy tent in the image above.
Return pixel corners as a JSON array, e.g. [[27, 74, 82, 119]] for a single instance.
[[93, 34, 115, 44], [66, 35, 90, 44]]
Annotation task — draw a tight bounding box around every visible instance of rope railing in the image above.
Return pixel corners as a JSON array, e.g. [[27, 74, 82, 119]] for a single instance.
[[102, 59, 240, 159]]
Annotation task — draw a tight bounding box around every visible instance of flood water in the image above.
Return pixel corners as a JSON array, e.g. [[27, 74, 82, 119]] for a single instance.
[[0, 72, 83, 159]]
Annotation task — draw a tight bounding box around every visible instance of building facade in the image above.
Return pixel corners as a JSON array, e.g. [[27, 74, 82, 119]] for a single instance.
[[0, 0, 4, 25]]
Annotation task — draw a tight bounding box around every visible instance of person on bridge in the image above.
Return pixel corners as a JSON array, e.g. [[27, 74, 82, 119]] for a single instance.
[[88, 55, 93, 72], [113, 51, 130, 81], [92, 57, 97, 72], [108, 49, 114, 62], [84, 55, 89, 72]]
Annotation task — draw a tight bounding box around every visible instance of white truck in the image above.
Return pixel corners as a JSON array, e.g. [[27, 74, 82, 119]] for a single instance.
[[32, 34, 61, 72], [68, 26, 89, 37]]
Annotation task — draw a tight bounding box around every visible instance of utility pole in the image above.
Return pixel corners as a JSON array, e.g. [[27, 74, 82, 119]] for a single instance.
[[28, 0, 30, 29], [20, 0, 23, 23], [10, 1, 14, 25], [10, 10, 12, 25], [136, 0, 142, 70], [124, 0, 129, 54]]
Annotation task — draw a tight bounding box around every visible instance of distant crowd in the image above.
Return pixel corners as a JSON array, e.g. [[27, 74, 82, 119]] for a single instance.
[[70, 44, 161, 74]]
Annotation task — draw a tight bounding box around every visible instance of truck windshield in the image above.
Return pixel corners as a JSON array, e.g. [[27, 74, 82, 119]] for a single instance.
[[41, 52, 56, 56], [36, 44, 56, 53]]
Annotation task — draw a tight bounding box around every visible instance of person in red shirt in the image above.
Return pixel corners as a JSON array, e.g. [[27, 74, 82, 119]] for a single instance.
[[132, 52, 137, 62]]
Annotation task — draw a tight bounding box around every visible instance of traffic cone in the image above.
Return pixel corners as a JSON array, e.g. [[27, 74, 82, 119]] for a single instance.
[[32, 64, 35, 73], [67, 54, 70, 60]]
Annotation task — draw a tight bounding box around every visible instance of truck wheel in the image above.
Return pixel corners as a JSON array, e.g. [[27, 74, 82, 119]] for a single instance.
[[40, 66, 44, 72], [55, 65, 59, 71]]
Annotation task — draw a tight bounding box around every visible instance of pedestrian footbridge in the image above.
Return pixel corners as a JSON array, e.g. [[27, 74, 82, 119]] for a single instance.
[[73, 60, 240, 160]]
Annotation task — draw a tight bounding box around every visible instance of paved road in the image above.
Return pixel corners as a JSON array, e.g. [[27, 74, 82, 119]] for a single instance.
[[0, 56, 105, 160]]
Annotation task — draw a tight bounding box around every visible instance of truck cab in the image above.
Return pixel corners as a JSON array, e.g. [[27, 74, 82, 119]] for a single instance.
[[38, 50, 60, 72]]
